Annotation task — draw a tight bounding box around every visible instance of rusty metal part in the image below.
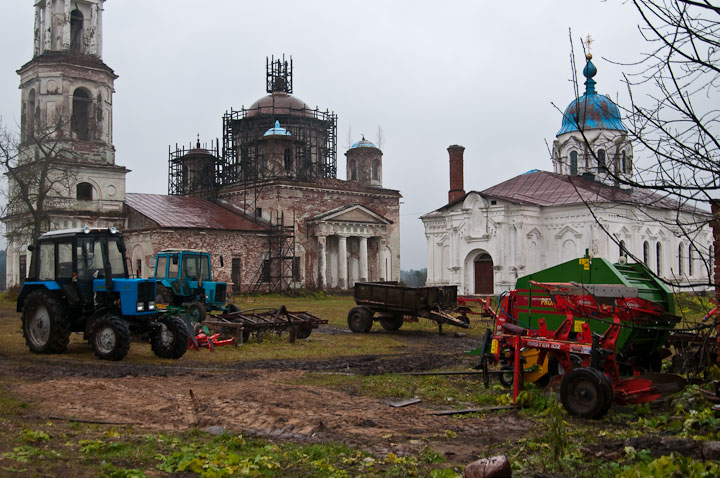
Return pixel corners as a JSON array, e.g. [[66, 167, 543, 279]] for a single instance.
[[203, 305, 327, 343]]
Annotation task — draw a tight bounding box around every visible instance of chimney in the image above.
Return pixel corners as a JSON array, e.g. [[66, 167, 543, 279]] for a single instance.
[[448, 145, 465, 203]]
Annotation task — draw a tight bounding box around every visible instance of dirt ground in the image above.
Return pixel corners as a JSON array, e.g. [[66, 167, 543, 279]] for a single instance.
[[0, 305, 531, 466]]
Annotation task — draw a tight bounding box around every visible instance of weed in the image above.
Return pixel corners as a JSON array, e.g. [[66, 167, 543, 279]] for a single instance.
[[21, 429, 50, 444]]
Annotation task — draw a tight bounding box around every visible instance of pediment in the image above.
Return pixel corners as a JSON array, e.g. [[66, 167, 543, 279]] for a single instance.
[[313, 204, 392, 225], [555, 225, 582, 239], [526, 227, 543, 239]]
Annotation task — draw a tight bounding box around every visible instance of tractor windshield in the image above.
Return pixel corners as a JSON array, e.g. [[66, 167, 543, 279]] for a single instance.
[[182, 254, 211, 282], [76, 236, 128, 280]]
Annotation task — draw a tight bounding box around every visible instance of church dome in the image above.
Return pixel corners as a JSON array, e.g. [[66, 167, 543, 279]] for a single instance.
[[246, 91, 312, 117], [350, 137, 379, 150], [263, 120, 292, 137], [557, 55, 626, 135]]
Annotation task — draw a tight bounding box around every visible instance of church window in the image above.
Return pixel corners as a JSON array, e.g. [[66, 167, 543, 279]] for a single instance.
[[656, 242, 662, 276], [284, 148, 293, 172], [349, 159, 357, 180], [27, 89, 36, 139], [678, 243, 684, 275], [643, 241, 649, 265], [71, 88, 91, 140], [569, 151, 578, 175], [70, 9, 84, 53], [688, 245, 694, 276], [372, 160, 379, 180], [597, 149, 606, 172], [292, 257, 301, 281], [76, 182, 93, 201], [621, 151, 627, 173]]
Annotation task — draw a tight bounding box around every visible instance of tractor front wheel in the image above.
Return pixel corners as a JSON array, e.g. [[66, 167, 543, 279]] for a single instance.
[[347, 307, 373, 333], [21, 289, 71, 354], [187, 302, 207, 323], [151, 316, 189, 359], [91, 315, 131, 361]]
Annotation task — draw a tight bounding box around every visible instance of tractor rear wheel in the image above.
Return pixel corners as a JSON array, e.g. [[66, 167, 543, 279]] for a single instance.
[[21, 289, 71, 354], [347, 307, 373, 333], [91, 315, 131, 361], [151, 316, 189, 359], [380, 314, 404, 331], [187, 302, 206, 323], [560, 367, 611, 419]]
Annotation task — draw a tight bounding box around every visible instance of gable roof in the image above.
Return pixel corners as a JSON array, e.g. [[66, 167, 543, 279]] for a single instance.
[[125, 193, 267, 231], [312, 204, 392, 224]]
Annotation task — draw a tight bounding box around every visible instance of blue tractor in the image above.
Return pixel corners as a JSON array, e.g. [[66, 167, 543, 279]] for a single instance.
[[153, 249, 237, 322], [16, 227, 189, 361]]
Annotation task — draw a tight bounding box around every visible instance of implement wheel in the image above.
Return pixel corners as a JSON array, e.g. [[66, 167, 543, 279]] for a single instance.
[[151, 316, 189, 359], [21, 289, 71, 354], [347, 307, 373, 333], [91, 315, 131, 361], [560, 367, 612, 419], [187, 302, 206, 323], [380, 314, 404, 331]]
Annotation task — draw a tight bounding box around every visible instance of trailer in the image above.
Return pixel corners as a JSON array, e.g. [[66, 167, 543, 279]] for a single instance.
[[347, 282, 470, 334]]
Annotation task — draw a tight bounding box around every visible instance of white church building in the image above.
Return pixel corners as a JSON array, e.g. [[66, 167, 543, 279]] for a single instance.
[[422, 54, 712, 295]]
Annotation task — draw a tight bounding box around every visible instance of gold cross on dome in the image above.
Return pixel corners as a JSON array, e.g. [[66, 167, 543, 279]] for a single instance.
[[584, 34, 594, 55]]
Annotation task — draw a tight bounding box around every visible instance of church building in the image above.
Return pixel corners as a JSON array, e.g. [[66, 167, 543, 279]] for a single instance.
[[422, 54, 712, 295], [5, 1, 401, 292]]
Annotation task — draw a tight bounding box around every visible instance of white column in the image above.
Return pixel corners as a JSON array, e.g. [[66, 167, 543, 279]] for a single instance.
[[338, 235, 348, 289], [359, 237, 368, 282], [317, 235, 327, 289], [97, 2, 104, 58], [44, 0, 53, 51], [89, 4, 99, 56], [62, 0, 71, 51], [378, 239, 387, 281], [34, 5, 42, 56], [425, 235, 434, 284]]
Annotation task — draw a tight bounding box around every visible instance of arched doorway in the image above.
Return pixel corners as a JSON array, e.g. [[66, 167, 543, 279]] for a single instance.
[[474, 253, 494, 295]]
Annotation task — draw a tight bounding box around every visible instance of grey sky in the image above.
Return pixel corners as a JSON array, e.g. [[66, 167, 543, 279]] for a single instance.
[[1, 1, 648, 269]]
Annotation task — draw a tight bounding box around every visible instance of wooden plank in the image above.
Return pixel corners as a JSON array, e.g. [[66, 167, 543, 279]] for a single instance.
[[388, 398, 422, 408], [428, 405, 515, 416]]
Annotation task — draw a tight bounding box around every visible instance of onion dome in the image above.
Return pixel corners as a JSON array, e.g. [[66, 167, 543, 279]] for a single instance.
[[263, 120, 292, 137], [350, 136, 379, 150], [557, 54, 626, 135]]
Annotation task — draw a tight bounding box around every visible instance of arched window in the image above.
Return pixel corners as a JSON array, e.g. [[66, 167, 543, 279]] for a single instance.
[[688, 244, 694, 276], [569, 151, 578, 175], [597, 149, 606, 173], [643, 241, 649, 265], [656, 242, 662, 276], [678, 243, 684, 275], [283, 148, 293, 172], [621, 151, 627, 173], [70, 9, 84, 53], [71, 88, 91, 140], [27, 89, 36, 138], [76, 182, 93, 201], [372, 160, 379, 180], [349, 159, 357, 180]]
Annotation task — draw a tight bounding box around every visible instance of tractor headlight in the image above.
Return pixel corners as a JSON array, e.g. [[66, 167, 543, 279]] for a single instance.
[[136, 301, 145, 312], [148, 301, 156, 311]]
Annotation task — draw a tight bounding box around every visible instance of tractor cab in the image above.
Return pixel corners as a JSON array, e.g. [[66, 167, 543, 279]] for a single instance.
[[154, 249, 228, 321]]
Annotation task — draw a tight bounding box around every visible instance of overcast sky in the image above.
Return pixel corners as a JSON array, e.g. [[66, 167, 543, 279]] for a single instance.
[[1, 1, 653, 269]]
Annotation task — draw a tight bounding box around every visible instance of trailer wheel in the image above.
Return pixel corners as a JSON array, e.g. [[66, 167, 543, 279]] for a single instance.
[[560, 367, 611, 419], [91, 315, 131, 361], [380, 314, 404, 331], [296, 327, 312, 339], [347, 307, 373, 333], [187, 302, 206, 323], [151, 316, 189, 359], [21, 289, 71, 354]]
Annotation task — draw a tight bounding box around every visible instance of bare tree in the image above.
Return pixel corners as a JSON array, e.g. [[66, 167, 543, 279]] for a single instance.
[[557, 1, 719, 288], [1, 116, 78, 249]]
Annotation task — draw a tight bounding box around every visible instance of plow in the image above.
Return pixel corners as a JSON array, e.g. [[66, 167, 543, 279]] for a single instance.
[[475, 256, 720, 418]]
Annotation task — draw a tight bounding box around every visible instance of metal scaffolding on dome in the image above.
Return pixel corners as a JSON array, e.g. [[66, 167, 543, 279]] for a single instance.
[[168, 139, 222, 199]]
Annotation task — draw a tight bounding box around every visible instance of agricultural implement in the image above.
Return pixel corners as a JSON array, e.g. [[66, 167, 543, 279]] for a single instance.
[[348, 282, 470, 334], [201, 305, 328, 344]]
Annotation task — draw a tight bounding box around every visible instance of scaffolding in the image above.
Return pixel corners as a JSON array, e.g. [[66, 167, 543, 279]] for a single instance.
[[251, 211, 297, 293], [168, 139, 222, 199]]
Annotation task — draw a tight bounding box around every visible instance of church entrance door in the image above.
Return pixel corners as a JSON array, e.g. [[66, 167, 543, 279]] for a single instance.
[[473, 253, 493, 295]]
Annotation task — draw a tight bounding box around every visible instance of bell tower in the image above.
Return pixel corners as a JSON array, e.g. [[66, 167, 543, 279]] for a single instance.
[[6, 0, 127, 287]]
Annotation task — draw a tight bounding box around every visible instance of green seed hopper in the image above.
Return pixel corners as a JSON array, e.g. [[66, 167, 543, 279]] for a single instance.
[[512, 256, 678, 365]]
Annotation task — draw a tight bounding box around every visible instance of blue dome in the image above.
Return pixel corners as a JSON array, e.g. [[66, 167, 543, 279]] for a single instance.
[[350, 136, 378, 149], [557, 57, 626, 135], [263, 120, 292, 137]]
